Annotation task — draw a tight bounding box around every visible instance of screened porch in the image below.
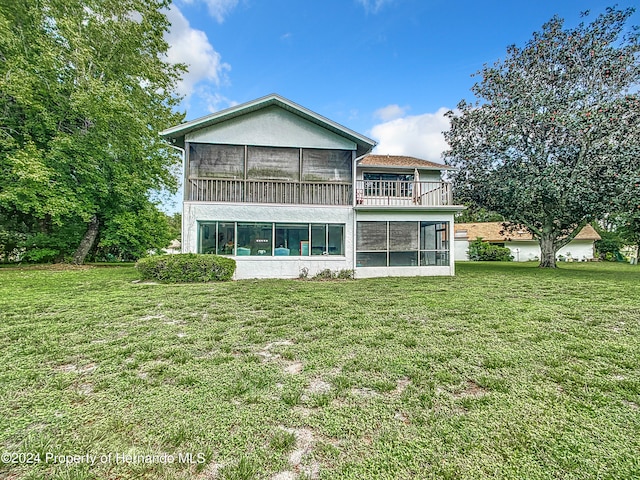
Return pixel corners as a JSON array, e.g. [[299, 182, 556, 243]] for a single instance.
[[186, 143, 353, 206]]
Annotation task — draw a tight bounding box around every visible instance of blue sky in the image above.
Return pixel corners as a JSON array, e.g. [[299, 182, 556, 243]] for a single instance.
[[160, 0, 638, 211]]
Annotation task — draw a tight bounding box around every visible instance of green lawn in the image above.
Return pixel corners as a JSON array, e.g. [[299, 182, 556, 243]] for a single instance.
[[1, 262, 639, 479]]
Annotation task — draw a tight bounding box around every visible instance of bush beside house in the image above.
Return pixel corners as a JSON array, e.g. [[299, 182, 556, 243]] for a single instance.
[[136, 254, 236, 283]]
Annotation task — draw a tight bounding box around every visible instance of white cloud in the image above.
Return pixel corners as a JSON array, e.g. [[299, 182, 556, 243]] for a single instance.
[[373, 104, 410, 121], [201, 0, 239, 23], [356, 0, 394, 13], [198, 90, 238, 113], [179, 0, 239, 23], [370, 107, 452, 162], [165, 5, 230, 100]]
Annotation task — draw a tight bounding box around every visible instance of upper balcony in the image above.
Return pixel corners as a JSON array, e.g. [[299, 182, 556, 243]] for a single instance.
[[183, 148, 456, 208], [355, 180, 453, 207]]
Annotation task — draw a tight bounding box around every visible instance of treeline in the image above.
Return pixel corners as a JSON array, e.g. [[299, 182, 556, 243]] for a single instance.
[[0, 0, 185, 263]]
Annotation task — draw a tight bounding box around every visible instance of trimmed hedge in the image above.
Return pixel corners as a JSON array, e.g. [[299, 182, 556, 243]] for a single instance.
[[136, 254, 236, 283]]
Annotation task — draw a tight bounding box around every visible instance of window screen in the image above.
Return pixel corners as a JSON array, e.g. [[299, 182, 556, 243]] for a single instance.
[[247, 146, 299, 181], [357, 222, 387, 251], [389, 222, 418, 250], [302, 149, 352, 182], [189, 144, 244, 178]]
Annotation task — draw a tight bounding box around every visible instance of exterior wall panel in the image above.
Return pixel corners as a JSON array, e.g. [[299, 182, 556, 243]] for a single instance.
[[185, 106, 357, 150]]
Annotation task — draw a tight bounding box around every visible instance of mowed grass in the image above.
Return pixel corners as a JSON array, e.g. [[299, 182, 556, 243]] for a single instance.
[[0, 262, 639, 479]]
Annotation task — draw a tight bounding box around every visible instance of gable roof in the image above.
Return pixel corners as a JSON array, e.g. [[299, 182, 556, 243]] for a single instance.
[[160, 93, 377, 156], [454, 222, 601, 242], [358, 154, 453, 170]]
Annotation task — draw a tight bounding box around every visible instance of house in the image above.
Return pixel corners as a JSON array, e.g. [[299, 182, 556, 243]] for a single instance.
[[160, 94, 463, 279], [454, 222, 601, 262]]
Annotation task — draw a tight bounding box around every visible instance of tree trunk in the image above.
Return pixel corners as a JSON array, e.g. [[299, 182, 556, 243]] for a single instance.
[[539, 233, 557, 268], [73, 215, 99, 265]]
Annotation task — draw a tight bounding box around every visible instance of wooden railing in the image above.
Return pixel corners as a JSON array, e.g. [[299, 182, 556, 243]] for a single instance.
[[188, 178, 352, 205], [355, 180, 453, 206]]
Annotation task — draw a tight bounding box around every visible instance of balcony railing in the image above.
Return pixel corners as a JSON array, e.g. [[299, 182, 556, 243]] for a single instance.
[[355, 180, 453, 207], [188, 178, 352, 206]]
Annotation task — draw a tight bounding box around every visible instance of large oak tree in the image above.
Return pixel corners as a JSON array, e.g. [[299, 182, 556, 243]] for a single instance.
[[0, 0, 184, 263], [444, 7, 640, 267]]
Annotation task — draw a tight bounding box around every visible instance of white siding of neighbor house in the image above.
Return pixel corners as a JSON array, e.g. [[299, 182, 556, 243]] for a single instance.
[[183, 202, 354, 279], [185, 106, 357, 151], [354, 210, 456, 277], [454, 239, 596, 262]]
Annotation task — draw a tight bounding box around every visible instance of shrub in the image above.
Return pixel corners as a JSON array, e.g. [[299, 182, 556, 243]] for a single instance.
[[467, 238, 513, 261], [336, 269, 355, 279], [135, 254, 236, 283], [595, 229, 624, 261], [312, 268, 335, 280], [309, 268, 355, 280]]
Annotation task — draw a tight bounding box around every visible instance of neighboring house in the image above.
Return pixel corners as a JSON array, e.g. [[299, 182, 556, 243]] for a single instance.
[[160, 94, 463, 279], [454, 222, 601, 262]]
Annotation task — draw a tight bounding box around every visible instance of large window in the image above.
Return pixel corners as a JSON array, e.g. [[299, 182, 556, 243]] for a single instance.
[[363, 173, 414, 197], [217, 222, 235, 255], [356, 221, 449, 267], [275, 224, 309, 256], [237, 223, 273, 256], [198, 222, 344, 257], [420, 221, 449, 266], [311, 224, 345, 255]]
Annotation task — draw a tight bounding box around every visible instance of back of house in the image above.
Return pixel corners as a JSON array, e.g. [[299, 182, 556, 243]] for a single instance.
[[161, 94, 463, 279]]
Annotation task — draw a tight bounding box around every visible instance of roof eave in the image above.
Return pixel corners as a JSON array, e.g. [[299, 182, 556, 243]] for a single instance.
[[357, 164, 455, 171]]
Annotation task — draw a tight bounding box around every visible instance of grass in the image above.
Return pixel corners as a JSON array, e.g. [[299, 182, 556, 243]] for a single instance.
[[0, 262, 639, 479]]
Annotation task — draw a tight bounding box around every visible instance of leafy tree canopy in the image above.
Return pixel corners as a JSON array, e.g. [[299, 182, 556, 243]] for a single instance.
[[0, 0, 185, 263], [444, 6, 640, 267]]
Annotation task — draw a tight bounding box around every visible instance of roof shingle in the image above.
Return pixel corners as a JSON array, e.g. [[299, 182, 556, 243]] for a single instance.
[[358, 154, 453, 170], [454, 222, 601, 242]]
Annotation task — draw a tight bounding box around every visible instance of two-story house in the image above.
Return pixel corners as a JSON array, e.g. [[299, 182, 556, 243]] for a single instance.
[[160, 94, 462, 279]]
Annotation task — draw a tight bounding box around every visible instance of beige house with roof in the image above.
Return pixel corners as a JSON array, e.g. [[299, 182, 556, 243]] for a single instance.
[[454, 222, 601, 262], [161, 94, 463, 279]]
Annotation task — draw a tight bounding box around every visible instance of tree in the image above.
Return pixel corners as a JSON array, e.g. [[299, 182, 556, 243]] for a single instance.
[[455, 203, 505, 223], [0, 0, 184, 263], [93, 203, 175, 262], [166, 212, 182, 241], [614, 175, 640, 262], [444, 7, 640, 268]]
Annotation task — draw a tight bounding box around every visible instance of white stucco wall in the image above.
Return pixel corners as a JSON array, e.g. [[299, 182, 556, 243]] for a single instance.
[[185, 106, 357, 150], [454, 239, 596, 262], [183, 202, 354, 279]]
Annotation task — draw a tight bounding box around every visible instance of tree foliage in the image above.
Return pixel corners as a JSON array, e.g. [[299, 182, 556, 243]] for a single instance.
[[444, 7, 640, 268], [0, 0, 184, 263]]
